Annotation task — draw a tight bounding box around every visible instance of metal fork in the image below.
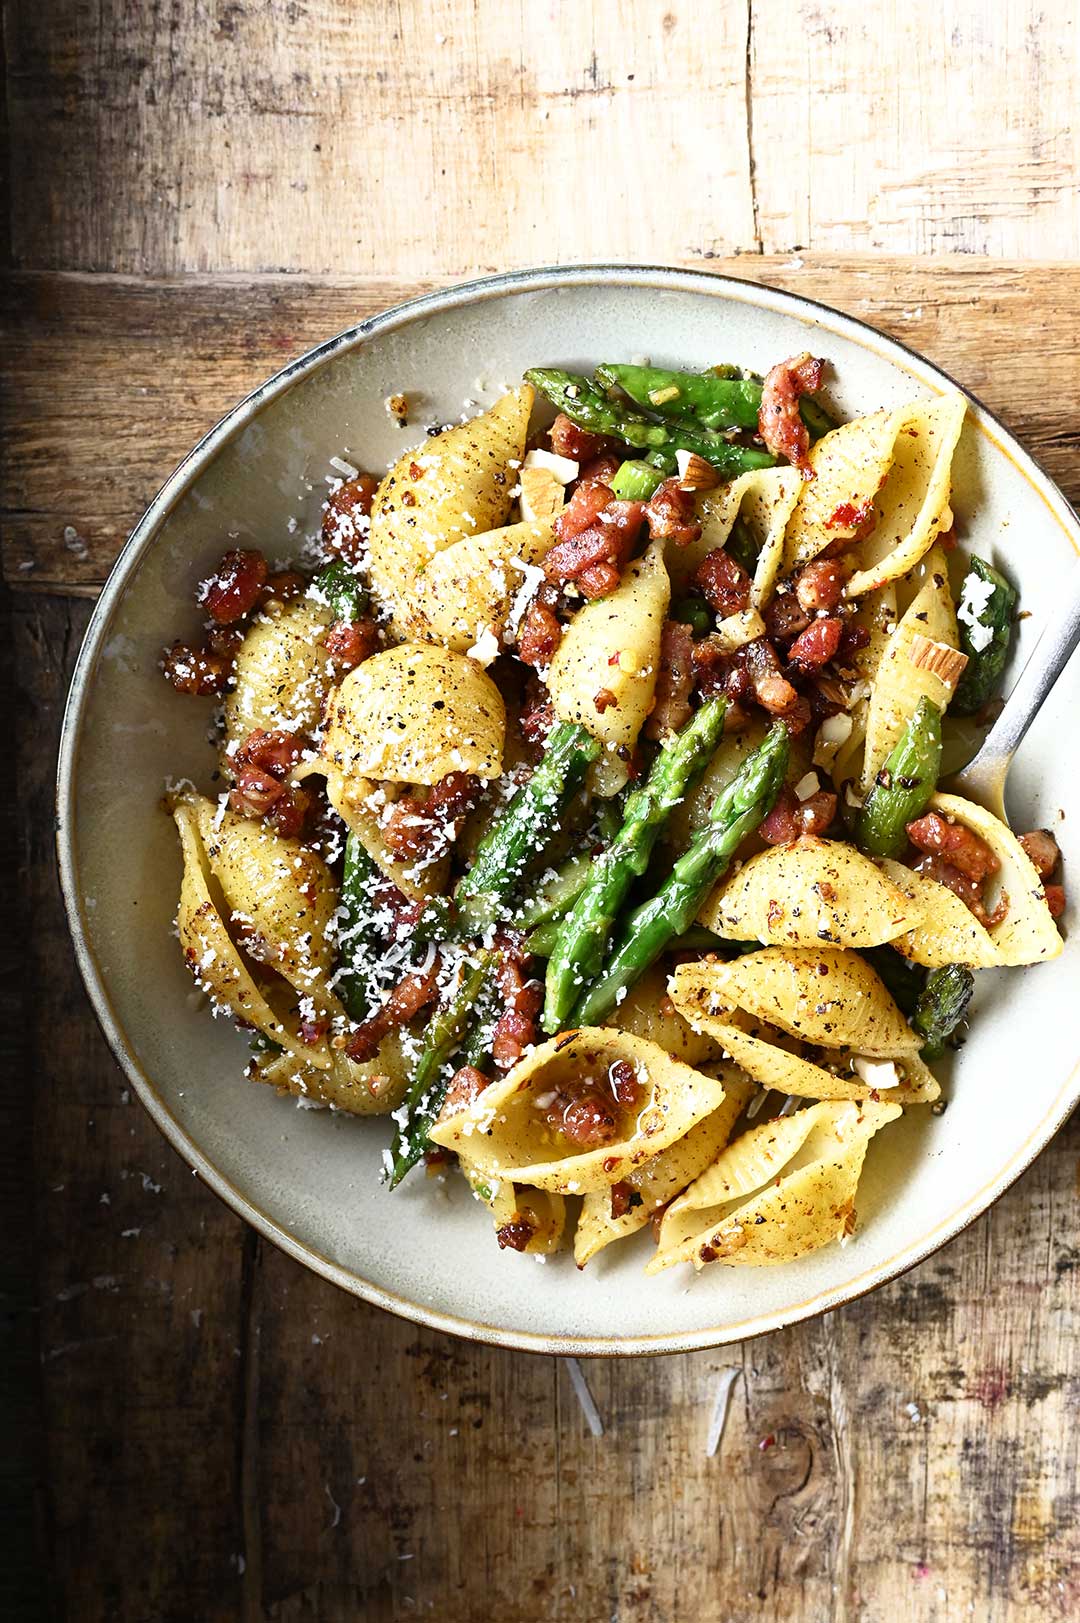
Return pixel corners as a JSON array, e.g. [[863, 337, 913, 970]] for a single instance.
[[944, 554, 1080, 822]]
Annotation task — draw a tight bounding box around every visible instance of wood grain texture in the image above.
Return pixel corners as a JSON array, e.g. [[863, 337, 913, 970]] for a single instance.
[[6, 1, 1080, 276], [5, 257, 1080, 593], [6, 266, 1080, 1622]]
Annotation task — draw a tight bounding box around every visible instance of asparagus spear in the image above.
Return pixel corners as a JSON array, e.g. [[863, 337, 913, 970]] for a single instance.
[[911, 964, 975, 1060], [570, 722, 790, 1028], [953, 557, 1017, 716], [454, 721, 600, 927], [335, 831, 381, 1021], [314, 557, 368, 622], [526, 369, 777, 477], [856, 698, 942, 860], [609, 459, 665, 501], [595, 363, 837, 439], [388, 949, 498, 1185], [543, 697, 729, 1033], [515, 850, 596, 931]]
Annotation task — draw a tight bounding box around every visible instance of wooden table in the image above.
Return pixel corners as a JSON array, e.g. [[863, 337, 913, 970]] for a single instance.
[[5, 7, 1080, 1620]]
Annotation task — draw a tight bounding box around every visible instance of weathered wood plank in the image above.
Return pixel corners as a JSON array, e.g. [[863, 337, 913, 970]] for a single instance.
[[6, 2, 1078, 275], [5, 258, 1080, 594]]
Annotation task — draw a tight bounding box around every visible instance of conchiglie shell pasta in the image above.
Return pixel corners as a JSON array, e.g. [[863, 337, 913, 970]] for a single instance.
[[602, 964, 722, 1067], [248, 1031, 411, 1115], [368, 388, 533, 633], [843, 392, 966, 597], [172, 799, 332, 1066], [320, 643, 505, 786], [670, 947, 921, 1055], [861, 546, 958, 790], [647, 1099, 901, 1271], [406, 519, 555, 651], [699, 837, 917, 950], [669, 465, 802, 605], [573, 1068, 755, 1266], [781, 393, 964, 594], [682, 1020, 939, 1105], [224, 596, 333, 750], [427, 1029, 727, 1195], [462, 1167, 567, 1256], [885, 794, 1062, 967], [187, 795, 340, 1004], [548, 539, 670, 751]]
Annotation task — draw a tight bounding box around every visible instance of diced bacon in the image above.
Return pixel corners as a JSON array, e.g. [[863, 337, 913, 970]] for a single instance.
[[787, 617, 843, 670], [259, 571, 307, 609], [906, 813, 999, 883], [1019, 829, 1061, 879], [440, 1065, 490, 1119], [496, 1219, 535, 1252], [610, 1181, 636, 1220], [345, 959, 442, 1061], [764, 593, 811, 644], [794, 558, 845, 612], [578, 453, 622, 485], [548, 1091, 618, 1147], [909, 854, 1004, 928], [322, 475, 378, 560], [161, 641, 232, 696], [608, 1059, 642, 1109], [382, 773, 478, 861], [1044, 883, 1066, 920], [757, 354, 824, 476], [200, 549, 268, 624], [744, 637, 801, 716], [491, 946, 543, 1072], [518, 599, 563, 668], [230, 767, 284, 818], [519, 695, 556, 744], [324, 617, 380, 670], [549, 414, 616, 464], [264, 785, 311, 839], [544, 493, 644, 599], [235, 727, 311, 780], [553, 480, 614, 542], [646, 620, 695, 739], [695, 550, 751, 618], [645, 478, 702, 546]]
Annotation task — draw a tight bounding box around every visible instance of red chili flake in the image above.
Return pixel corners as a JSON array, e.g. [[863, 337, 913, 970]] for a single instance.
[[759, 1433, 776, 1451]]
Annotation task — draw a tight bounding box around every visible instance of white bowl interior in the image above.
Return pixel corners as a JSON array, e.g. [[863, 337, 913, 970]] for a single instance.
[[61, 271, 1080, 1352]]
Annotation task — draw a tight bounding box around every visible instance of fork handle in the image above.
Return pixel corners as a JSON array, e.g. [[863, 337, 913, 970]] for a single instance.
[[972, 553, 1080, 770]]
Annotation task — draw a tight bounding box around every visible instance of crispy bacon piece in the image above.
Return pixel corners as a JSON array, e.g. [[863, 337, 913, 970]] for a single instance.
[[906, 813, 999, 883], [322, 475, 378, 560], [695, 549, 752, 619], [578, 453, 622, 485], [264, 785, 311, 839], [1043, 884, 1066, 920], [260, 570, 307, 609], [491, 946, 543, 1072], [382, 773, 478, 861], [161, 642, 233, 696], [440, 1065, 490, 1119], [610, 1181, 636, 1220], [496, 1219, 536, 1253], [544, 483, 644, 599], [763, 592, 811, 645], [759, 788, 838, 845], [787, 617, 843, 670], [230, 766, 283, 818], [229, 729, 311, 824], [546, 1091, 619, 1148], [794, 558, 845, 613], [518, 597, 563, 669], [757, 354, 824, 477], [607, 1059, 642, 1109], [549, 413, 616, 464], [519, 695, 555, 746], [345, 959, 442, 1061], [200, 548, 268, 624], [324, 617, 380, 670], [1019, 829, 1061, 879], [743, 637, 801, 716], [909, 854, 1005, 928], [645, 478, 702, 546], [646, 620, 695, 739], [235, 727, 311, 779]]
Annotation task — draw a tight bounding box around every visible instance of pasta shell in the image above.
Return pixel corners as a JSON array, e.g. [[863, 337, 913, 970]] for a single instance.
[[315, 767, 449, 902], [248, 1030, 411, 1115], [548, 539, 670, 752], [699, 837, 918, 950], [670, 465, 802, 605], [671, 947, 921, 1054], [172, 797, 333, 1066], [885, 793, 1062, 967], [320, 643, 506, 786], [573, 1068, 755, 1266], [647, 1098, 901, 1271], [861, 545, 958, 790], [404, 518, 555, 652], [368, 389, 533, 634], [224, 596, 333, 750], [427, 1029, 727, 1195], [462, 1167, 567, 1256], [602, 964, 722, 1067], [685, 1021, 939, 1105]]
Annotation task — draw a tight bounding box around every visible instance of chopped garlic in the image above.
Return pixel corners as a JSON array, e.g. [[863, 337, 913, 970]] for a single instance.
[[852, 1055, 901, 1089], [819, 713, 853, 747], [794, 771, 820, 802], [466, 625, 500, 667], [523, 448, 579, 483]]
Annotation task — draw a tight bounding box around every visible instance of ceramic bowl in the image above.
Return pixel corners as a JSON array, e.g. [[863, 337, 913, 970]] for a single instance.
[[57, 266, 1080, 1354]]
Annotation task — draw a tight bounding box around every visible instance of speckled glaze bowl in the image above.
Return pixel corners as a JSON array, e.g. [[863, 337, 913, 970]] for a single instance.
[[57, 266, 1080, 1355]]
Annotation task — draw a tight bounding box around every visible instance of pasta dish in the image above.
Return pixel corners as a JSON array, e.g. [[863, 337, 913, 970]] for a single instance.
[[161, 354, 1065, 1272]]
